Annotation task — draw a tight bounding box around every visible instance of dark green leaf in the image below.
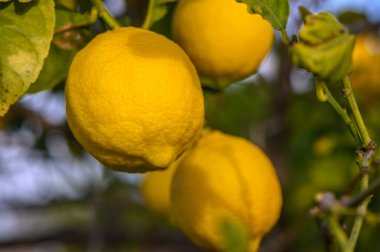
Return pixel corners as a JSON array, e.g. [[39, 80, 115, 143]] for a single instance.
[[0, 0, 55, 116], [145, 0, 177, 28], [236, 0, 290, 30], [290, 9, 355, 83]]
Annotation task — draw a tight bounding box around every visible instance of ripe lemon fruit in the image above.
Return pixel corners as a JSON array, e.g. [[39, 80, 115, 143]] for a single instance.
[[65, 27, 204, 173], [172, 0, 274, 89], [351, 33, 380, 95], [140, 155, 183, 216], [171, 131, 282, 251]]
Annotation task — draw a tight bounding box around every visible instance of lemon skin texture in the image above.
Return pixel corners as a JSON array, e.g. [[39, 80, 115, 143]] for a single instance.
[[140, 155, 184, 216], [351, 33, 380, 95], [65, 27, 204, 173], [172, 0, 274, 89], [171, 131, 282, 251]]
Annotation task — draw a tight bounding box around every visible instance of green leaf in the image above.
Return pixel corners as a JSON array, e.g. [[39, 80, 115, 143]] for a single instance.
[[235, 0, 290, 30], [290, 9, 355, 83], [28, 7, 92, 93], [0, 0, 55, 115], [144, 0, 177, 28]]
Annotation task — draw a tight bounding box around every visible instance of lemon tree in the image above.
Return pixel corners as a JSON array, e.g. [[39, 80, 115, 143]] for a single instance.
[[172, 0, 274, 89], [171, 131, 282, 251], [3, 1, 380, 251], [65, 27, 204, 172]]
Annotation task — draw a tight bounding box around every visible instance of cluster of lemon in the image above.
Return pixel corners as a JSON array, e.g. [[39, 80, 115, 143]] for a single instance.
[[64, 0, 282, 251]]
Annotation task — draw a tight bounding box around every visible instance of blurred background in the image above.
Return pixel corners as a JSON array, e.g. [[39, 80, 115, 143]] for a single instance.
[[1, 0, 380, 251]]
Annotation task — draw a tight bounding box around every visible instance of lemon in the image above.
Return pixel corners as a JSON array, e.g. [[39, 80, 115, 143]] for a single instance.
[[171, 131, 282, 251], [351, 33, 380, 95], [172, 0, 274, 89], [140, 155, 183, 215], [65, 27, 204, 173]]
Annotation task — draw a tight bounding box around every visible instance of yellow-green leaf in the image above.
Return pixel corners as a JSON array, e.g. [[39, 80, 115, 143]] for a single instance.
[[290, 9, 355, 83], [0, 0, 55, 115]]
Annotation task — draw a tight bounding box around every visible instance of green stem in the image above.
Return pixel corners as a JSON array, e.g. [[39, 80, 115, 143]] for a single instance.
[[281, 29, 290, 45], [91, 0, 121, 29], [319, 81, 361, 146], [347, 176, 370, 250], [341, 75, 373, 251], [142, 0, 155, 29], [328, 216, 350, 252], [346, 177, 380, 207], [343, 76, 371, 146]]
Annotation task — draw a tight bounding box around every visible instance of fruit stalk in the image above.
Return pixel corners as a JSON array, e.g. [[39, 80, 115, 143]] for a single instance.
[[142, 0, 154, 29], [341, 75, 374, 251], [91, 0, 121, 29], [317, 80, 361, 146], [342, 76, 371, 146]]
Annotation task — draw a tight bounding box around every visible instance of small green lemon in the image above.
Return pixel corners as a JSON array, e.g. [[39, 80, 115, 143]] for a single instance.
[[171, 131, 282, 251], [172, 0, 274, 89], [65, 27, 204, 173]]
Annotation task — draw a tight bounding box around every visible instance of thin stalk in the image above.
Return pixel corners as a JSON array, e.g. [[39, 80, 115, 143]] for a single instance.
[[327, 216, 350, 252], [341, 75, 372, 251], [91, 0, 121, 29], [347, 176, 370, 250], [343, 76, 371, 146], [346, 177, 380, 207], [281, 29, 290, 45], [320, 81, 361, 146], [142, 0, 155, 29]]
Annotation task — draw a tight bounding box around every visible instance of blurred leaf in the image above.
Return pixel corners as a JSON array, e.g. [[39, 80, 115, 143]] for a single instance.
[[28, 7, 92, 93], [145, 0, 177, 28], [290, 9, 355, 83], [308, 154, 355, 192], [338, 11, 367, 25], [0, 0, 55, 115], [204, 82, 274, 138], [235, 0, 290, 30]]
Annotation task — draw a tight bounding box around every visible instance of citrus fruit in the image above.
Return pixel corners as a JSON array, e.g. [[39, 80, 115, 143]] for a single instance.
[[140, 155, 183, 215], [65, 27, 204, 173], [171, 131, 282, 251], [172, 0, 274, 89], [351, 33, 380, 95]]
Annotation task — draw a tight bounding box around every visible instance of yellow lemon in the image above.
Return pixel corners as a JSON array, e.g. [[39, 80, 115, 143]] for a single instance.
[[172, 0, 274, 89], [171, 131, 282, 251], [351, 33, 380, 95], [65, 27, 204, 173], [140, 155, 183, 215]]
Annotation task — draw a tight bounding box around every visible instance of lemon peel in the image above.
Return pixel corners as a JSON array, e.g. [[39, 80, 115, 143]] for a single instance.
[[65, 27, 204, 172], [172, 0, 274, 88], [171, 131, 282, 251]]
